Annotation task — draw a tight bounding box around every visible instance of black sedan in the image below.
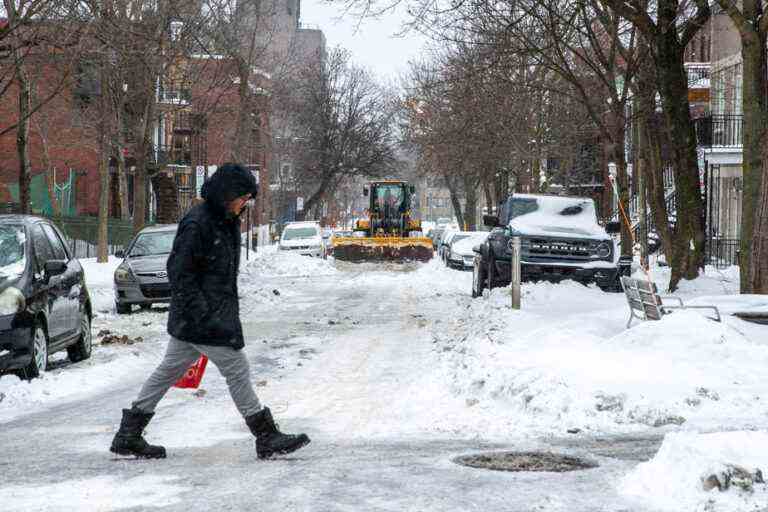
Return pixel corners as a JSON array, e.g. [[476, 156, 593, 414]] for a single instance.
[[0, 215, 93, 379]]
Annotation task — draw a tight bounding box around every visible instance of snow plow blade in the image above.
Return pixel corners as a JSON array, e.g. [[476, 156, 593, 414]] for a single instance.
[[332, 237, 433, 263]]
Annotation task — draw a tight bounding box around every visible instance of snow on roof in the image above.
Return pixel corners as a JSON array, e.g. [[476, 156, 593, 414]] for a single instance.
[[451, 232, 489, 255], [284, 221, 320, 228], [507, 194, 607, 239]]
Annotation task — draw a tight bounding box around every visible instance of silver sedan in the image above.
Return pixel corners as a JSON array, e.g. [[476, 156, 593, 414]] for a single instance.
[[114, 224, 177, 314]]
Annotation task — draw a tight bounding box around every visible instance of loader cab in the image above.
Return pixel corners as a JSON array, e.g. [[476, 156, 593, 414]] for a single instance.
[[370, 182, 410, 215]]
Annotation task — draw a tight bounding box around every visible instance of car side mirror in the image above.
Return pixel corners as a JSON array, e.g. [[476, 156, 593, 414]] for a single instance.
[[605, 221, 621, 235], [483, 215, 500, 228], [363, 187, 369, 196], [115, 250, 124, 258], [44, 260, 67, 279]]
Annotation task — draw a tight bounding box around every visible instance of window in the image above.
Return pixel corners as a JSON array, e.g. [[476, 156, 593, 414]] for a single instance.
[[0, 225, 26, 278], [42, 224, 69, 260], [128, 231, 176, 257], [31, 224, 54, 270]]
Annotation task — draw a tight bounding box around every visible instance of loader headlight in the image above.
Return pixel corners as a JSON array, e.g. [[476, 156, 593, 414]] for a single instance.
[[0, 287, 25, 316]]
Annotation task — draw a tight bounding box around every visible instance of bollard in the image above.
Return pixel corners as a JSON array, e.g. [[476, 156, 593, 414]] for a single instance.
[[510, 236, 521, 309]]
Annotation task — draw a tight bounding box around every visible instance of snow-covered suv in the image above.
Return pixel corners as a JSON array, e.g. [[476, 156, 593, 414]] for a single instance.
[[471, 194, 629, 296]]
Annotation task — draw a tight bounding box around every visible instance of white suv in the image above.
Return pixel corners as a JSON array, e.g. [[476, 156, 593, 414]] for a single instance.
[[278, 222, 324, 257]]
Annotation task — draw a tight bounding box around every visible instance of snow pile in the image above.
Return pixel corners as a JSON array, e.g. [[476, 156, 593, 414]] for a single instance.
[[79, 256, 122, 313], [620, 431, 768, 511], [450, 232, 488, 256], [243, 246, 337, 278], [426, 265, 768, 437], [0, 336, 166, 424]]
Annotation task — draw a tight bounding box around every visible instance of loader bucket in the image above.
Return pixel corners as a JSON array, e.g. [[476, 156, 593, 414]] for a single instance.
[[332, 237, 434, 263]]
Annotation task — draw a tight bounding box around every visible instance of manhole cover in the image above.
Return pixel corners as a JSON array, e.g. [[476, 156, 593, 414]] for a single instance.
[[454, 451, 598, 472]]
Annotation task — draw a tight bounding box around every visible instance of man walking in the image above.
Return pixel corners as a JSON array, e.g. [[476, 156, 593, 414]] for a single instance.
[[110, 163, 310, 459]]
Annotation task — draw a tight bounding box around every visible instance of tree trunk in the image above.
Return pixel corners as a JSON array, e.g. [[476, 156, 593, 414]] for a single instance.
[[97, 156, 110, 262], [15, 59, 32, 214], [531, 158, 541, 193], [443, 172, 464, 228], [741, 29, 768, 292], [301, 170, 335, 220], [115, 99, 130, 220], [463, 175, 478, 230], [612, 122, 632, 257], [483, 175, 493, 215], [132, 95, 155, 234], [655, 33, 706, 291], [637, 74, 676, 271], [233, 60, 252, 163]]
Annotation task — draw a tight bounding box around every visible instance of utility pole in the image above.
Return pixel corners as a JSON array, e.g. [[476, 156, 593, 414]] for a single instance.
[[510, 236, 521, 309]]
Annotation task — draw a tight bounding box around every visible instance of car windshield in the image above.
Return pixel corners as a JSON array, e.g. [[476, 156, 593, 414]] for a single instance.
[[0, 225, 26, 279], [451, 235, 470, 245], [283, 227, 318, 240], [128, 231, 176, 257]]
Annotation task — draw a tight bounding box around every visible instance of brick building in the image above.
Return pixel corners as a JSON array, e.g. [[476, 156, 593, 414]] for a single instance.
[[0, 1, 325, 229]]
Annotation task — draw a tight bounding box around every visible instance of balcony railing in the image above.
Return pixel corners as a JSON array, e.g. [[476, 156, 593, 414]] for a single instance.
[[695, 114, 743, 148], [685, 63, 711, 85], [150, 144, 192, 168], [158, 81, 191, 105]]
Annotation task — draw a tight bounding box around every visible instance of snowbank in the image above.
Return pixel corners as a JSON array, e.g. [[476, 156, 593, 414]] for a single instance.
[[242, 246, 337, 278], [424, 261, 768, 437], [79, 256, 122, 313], [620, 431, 768, 511]]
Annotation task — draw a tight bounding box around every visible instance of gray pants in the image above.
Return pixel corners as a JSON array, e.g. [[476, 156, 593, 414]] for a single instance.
[[132, 337, 262, 418]]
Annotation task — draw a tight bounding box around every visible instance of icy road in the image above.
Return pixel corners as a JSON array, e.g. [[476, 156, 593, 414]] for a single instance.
[[2, 249, 768, 511]]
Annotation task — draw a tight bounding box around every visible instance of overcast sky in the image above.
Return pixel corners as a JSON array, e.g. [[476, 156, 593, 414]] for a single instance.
[[300, 1, 429, 81]]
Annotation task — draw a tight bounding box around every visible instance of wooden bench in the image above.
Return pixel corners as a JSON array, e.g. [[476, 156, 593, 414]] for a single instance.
[[620, 276, 721, 328]]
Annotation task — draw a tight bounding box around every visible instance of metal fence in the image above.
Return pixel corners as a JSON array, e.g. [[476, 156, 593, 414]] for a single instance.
[[695, 114, 743, 147], [46, 215, 136, 259], [706, 238, 740, 269]]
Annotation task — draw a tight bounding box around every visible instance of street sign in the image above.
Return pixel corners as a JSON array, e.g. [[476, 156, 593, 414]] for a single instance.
[[297, 197, 304, 211]]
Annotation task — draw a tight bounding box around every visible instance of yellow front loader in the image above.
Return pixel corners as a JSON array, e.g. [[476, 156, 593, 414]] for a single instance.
[[332, 181, 433, 263]]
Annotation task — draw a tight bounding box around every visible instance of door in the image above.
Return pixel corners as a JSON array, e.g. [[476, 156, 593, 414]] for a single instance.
[[30, 224, 67, 342], [41, 223, 80, 338]]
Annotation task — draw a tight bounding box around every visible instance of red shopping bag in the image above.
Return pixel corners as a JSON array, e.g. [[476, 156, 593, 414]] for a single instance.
[[174, 355, 208, 389]]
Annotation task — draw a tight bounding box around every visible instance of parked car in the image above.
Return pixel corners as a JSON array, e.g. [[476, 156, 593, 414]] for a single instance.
[[114, 224, 177, 314], [446, 231, 489, 269], [471, 194, 630, 297], [0, 215, 93, 379], [429, 227, 445, 250], [437, 229, 460, 261], [278, 221, 324, 257], [441, 231, 475, 265]]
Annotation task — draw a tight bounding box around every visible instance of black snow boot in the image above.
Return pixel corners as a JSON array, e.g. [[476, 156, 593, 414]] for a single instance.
[[245, 407, 310, 459], [110, 408, 167, 459]]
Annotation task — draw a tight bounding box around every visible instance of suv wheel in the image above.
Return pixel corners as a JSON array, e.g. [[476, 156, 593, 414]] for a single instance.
[[472, 256, 486, 298], [487, 254, 498, 290], [67, 310, 92, 363], [116, 302, 131, 315], [19, 324, 48, 380]]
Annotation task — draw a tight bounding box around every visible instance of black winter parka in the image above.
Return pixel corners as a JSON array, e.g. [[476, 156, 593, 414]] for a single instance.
[[166, 164, 258, 349]]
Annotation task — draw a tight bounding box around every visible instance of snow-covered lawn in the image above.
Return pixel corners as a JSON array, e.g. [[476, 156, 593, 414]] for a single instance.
[[1, 248, 767, 511]]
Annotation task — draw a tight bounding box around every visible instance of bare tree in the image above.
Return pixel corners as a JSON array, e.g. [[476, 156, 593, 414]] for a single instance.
[[291, 48, 398, 219]]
